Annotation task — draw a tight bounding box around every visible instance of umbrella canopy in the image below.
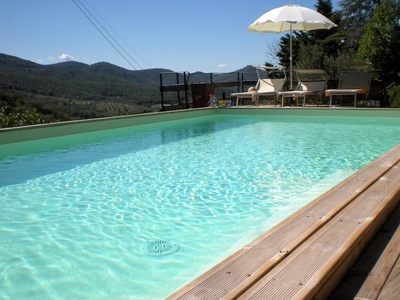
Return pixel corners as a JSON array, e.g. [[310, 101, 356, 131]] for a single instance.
[[248, 4, 336, 89]]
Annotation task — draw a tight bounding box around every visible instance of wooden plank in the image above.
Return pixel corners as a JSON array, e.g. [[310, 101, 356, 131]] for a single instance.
[[376, 257, 400, 299], [238, 161, 400, 300], [354, 213, 400, 299], [377, 258, 400, 299], [329, 194, 400, 299], [375, 233, 400, 299]]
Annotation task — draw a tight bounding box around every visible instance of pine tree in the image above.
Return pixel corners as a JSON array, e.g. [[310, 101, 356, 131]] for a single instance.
[[338, 0, 381, 48]]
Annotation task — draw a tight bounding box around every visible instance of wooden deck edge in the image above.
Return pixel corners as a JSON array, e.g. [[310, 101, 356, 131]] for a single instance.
[[315, 177, 400, 299], [312, 177, 400, 300], [238, 162, 400, 300], [167, 145, 400, 300]]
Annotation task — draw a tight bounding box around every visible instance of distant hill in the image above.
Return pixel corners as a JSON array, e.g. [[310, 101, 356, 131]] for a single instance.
[[0, 53, 259, 101], [0, 53, 261, 126], [0, 53, 170, 83], [0, 53, 171, 103]]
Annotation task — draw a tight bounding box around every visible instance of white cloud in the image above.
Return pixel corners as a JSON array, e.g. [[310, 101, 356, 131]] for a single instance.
[[37, 59, 44, 63], [59, 53, 75, 61], [218, 64, 229, 69], [47, 55, 55, 60]]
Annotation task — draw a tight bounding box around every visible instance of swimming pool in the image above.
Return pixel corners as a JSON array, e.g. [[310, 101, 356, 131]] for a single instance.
[[1, 111, 400, 299]]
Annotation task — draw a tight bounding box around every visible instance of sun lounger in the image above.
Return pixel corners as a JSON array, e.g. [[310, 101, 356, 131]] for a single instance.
[[231, 78, 286, 107], [278, 69, 327, 106], [231, 65, 286, 106], [325, 63, 372, 107]]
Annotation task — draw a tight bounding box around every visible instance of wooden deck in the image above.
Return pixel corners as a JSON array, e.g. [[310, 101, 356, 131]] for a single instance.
[[331, 197, 400, 299], [167, 143, 400, 300]]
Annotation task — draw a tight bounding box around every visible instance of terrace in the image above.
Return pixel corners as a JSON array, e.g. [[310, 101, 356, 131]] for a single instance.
[[158, 68, 384, 110]]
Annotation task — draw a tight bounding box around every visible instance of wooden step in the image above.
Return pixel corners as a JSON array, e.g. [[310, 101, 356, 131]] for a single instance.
[[238, 161, 400, 299]]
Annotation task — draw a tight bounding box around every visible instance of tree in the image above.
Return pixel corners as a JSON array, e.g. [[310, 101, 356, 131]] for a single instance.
[[296, 43, 325, 70], [275, 0, 344, 73], [357, 0, 400, 84], [276, 31, 303, 71], [309, 0, 345, 58], [338, 0, 381, 49]]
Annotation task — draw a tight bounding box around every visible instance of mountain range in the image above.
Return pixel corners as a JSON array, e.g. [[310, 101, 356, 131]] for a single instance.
[[0, 53, 256, 102], [0, 53, 258, 122]]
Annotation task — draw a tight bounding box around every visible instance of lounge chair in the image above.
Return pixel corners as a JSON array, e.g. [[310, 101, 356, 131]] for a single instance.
[[278, 69, 327, 106], [231, 66, 286, 106], [231, 78, 286, 106], [325, 62, 372, 107]]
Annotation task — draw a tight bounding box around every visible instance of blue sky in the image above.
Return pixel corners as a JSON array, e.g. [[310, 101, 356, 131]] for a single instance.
[[1, 0, 340, 73]]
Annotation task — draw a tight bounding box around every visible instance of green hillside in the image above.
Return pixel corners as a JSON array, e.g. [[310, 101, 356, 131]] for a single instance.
[[0, 53, 255, 127], [0, 53, 169, 103], [0, 53, 173, 126]]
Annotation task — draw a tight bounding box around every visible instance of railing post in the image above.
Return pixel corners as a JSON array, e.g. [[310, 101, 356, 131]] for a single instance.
[[176, 73, 180, 105], [184, 72, 189, 109], [159, 73, 164, 110]]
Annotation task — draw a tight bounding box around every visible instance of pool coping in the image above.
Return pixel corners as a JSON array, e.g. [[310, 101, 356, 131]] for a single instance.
[[0, 108, 215, 145], [2, 106, 400, 145]]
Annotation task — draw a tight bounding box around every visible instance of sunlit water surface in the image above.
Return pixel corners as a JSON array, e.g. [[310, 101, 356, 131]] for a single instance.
[[1, 115, 400, 299]]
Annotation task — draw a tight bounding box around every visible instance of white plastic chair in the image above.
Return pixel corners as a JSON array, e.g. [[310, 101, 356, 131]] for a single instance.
[[278, 69, 327, 106], [231, 66, 286, 106]]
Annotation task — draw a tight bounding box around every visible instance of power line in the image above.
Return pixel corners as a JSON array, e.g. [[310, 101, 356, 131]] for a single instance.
[[82, 0, 152, 69], [75, 0, 142, 70], [72, 0, 146, 70]]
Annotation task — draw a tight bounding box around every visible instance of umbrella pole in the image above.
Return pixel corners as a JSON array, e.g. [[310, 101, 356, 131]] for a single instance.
[[290, 23, 293, 90]]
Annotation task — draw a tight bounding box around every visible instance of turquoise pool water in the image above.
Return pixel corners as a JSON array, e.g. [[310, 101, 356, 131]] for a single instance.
[[1, 114, 400, 299]]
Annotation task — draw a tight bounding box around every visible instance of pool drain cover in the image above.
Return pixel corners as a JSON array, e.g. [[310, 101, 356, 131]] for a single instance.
[[144, 240, 180, 256]]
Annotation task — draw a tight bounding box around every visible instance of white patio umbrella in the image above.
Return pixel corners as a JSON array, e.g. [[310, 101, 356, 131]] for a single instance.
[[248, 4, 336, 89]]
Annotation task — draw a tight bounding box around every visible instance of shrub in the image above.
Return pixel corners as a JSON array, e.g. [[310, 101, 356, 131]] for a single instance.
[[388, 84, 400, 107], [0, 106, 46, 128]]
